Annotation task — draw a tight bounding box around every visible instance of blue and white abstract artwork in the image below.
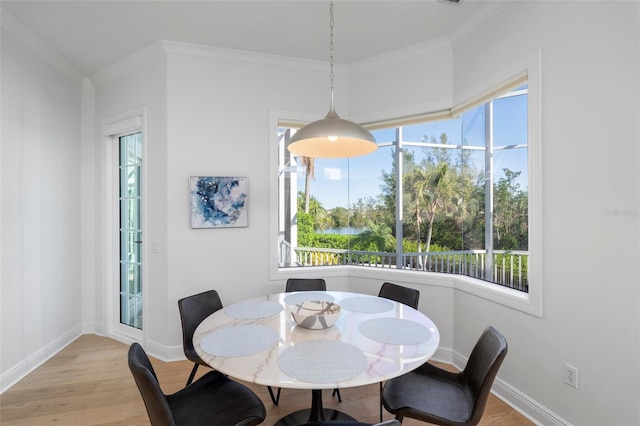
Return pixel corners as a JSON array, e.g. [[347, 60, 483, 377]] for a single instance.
[[190, 176, 248, 228]]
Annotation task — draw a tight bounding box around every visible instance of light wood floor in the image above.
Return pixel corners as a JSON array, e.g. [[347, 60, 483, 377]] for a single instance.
[[0, 334, 532, 425]]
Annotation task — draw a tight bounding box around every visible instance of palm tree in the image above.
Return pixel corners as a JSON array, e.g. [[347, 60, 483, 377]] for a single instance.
[[300, 156, 315, 213], [357, 221, 395, 252], [406, 161, 452, 258]]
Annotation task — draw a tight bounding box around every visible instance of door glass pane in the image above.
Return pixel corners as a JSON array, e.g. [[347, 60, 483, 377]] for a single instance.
[[119, 132, 142, 330]]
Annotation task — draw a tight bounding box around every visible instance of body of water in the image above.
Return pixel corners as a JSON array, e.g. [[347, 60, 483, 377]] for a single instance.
[[321, 227, 366, 235]]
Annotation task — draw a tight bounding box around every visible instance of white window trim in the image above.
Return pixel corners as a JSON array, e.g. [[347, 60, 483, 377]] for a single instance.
[[270, 49, 542, 317], [101, 106, 148, 343]]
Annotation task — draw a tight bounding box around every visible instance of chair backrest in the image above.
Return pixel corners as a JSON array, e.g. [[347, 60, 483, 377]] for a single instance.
[[462, 326, 508, 425], [285, 278, 326, 292], [378, 282, 420, 309], [177, 290, 223, 362], [301, 421, 400, 426], [128, 343, 176, 426]]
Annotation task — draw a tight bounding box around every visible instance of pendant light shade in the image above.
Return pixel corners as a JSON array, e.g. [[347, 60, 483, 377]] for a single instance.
[[288, 108, 377, 158], [287, 1, 377, 159]]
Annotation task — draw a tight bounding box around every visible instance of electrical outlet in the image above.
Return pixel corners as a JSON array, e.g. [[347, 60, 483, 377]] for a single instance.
[[564, 363, 578, 388]]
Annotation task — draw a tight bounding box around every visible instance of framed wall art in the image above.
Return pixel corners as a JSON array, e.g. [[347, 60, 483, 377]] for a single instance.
[[189, 176, 248, 228]]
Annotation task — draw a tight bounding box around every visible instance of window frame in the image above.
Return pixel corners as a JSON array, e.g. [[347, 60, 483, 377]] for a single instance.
[[270, 50, 542, 317]]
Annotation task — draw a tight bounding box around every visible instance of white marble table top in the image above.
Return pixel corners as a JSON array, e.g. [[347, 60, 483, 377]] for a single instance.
[[194, 291, 440, 390]]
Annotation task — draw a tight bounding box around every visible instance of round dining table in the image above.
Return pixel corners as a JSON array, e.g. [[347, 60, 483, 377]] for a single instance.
[[194, 291, 440, 425]]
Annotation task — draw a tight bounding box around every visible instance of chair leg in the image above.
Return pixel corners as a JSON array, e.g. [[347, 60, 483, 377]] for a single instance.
[[331, 388, 342, 402], [186, 363, 199, 386], [379, 382, 383, 422], [267, 386, 281, 405]]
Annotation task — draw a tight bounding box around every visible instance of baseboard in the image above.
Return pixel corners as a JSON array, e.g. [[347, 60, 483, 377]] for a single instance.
[[144, 339, 184, 363], [0, 324, 82, 394], [430, 346, 454, 365], [493, 377, 570, 426], [82, 321, 102, 335], [452, 350, 570, 426]]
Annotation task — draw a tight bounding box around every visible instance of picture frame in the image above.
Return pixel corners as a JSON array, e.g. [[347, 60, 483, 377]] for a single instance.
[[189, 176, 248, 228]]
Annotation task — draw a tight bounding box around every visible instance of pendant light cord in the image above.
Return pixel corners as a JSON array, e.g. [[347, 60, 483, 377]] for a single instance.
[[329, 1, 335, 111]]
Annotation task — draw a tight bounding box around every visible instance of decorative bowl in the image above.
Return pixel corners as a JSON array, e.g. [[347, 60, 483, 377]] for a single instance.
[[291, 300, 341, 329]]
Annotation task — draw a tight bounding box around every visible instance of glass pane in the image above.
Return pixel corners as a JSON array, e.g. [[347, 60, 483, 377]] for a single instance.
[[120, 165, 140, 198], [493, 148, 528, 251], [120, 231, 142, 264], [494, 93, 527, 147], [402, 143, 462, 254], [460, 150, 485, 250], [134, 133, 142, 164], [461, 105, 485, 147], [372, 127, 396, 144], [347, 144, 395, 253], [120, 294, 142, 329], [120, 198, 141, 231], [298, 156, 350, 221], [119, 132, 142, 329], [124, 133, 141, 165], [403, 120, 463, 145]]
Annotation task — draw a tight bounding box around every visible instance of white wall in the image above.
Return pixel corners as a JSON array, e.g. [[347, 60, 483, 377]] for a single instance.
[[451, 3, 639, 425], [349, 38, 454, 124], [1, 28, 82, 391]]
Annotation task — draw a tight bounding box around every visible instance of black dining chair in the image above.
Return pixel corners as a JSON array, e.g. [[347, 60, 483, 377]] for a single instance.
[[128, 342, 266, 426], [378, 282, 420, 310], [285, 278, 327, 292], [381, 326, 508, 426], [301, 421, 401, 426], [177, 289, 223, 386]]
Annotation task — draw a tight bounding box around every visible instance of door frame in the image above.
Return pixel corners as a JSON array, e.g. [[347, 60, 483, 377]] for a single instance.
[[102, 107, 147, 343]]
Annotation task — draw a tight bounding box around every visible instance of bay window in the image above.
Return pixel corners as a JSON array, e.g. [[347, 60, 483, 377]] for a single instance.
[[273, 71, 538, 311]]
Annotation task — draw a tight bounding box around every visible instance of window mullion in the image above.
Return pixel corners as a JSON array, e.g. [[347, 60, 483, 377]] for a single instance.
[[484, 101, 494, 280], [395, 128, 404, 268]]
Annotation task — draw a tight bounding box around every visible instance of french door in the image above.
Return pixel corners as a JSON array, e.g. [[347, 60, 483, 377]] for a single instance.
[[118, 132, 143, 330]]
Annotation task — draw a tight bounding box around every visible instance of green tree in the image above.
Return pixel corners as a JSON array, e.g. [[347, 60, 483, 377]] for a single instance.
[[329, 207, 349, 228], [405, 134, 459, 253], [297, 192, 331, 231], [353, 221, 395, 252], [493, 169, 528, 250], [297, 212, 314, 246], [405, 161, 452, 253], [379, 148, 414, 237], [457, 156, 485, 250]]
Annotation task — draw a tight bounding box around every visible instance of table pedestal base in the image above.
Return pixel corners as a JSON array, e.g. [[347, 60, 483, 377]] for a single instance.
[[275, 389, 355, 425], [275, 408, 355, 426]]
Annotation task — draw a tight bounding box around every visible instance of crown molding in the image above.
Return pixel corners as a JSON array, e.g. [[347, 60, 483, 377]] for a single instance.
[[90, 40, 345, 88], [449, 0, 515, 46], [1, 7, 84, 86], [161, 40, 342, 75], [90, 41, 167, 88]]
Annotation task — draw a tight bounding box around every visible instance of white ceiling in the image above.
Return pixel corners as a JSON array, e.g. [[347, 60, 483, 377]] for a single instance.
[[1, 0, 504, 77]]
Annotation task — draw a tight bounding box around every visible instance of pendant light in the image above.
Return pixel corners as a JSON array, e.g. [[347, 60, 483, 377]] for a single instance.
[[287, 1, 377, 159]]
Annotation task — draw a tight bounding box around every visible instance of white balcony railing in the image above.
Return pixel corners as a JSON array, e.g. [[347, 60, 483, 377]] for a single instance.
[[279, 241, 528, 292]]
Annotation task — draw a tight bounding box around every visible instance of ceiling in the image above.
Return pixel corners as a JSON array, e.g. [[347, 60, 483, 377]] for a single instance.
[[1, 0, 504, 77]]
